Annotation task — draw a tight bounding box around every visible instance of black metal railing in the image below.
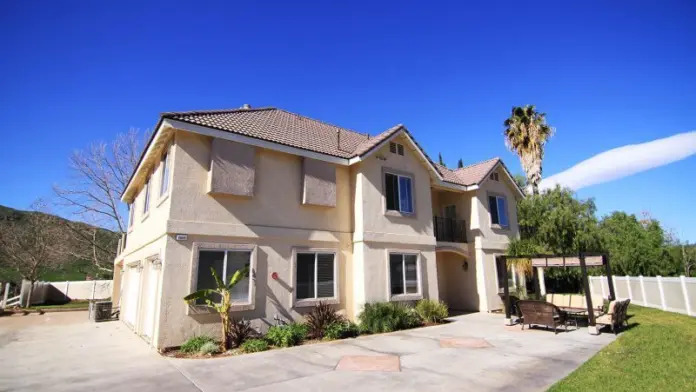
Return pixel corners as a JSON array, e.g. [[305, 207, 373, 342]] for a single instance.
[[433, 216, 467, 243]]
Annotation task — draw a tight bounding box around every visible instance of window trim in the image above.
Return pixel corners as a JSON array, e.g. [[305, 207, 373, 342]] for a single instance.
[[127, 203, 135, 230], [382, 167, 417, 218], [385, 250, 423, 302], [141, 178, 151, 220], [290, 247, 339, 308], [487, 192, 510, 229], [187, 242, 257, 315]]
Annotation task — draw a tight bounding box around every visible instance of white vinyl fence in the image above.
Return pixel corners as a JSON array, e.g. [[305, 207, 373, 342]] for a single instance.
[[589, 275, 695, 317], [1, 280, 113, 307]]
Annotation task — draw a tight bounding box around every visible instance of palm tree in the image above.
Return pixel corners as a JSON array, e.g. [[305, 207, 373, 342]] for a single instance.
[[438, 152, 445, 166], [184, 266, 249, 350], [503, 105, 554, 194]]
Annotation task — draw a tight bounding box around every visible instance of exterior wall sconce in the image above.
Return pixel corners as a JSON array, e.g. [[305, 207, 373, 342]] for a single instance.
[[462, 261, 469, 271]]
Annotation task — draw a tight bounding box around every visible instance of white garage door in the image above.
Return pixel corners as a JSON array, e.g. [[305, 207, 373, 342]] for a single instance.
[[124, 264, 142, 328], [141, 261, 160, 340]]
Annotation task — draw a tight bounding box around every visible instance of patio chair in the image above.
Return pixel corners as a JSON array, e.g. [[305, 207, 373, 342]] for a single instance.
[[595, 299, 630, 334], [517, 300, 568, 334]]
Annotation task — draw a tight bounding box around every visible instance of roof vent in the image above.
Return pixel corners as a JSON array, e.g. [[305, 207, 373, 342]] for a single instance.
[[241, 104, 251, 109]]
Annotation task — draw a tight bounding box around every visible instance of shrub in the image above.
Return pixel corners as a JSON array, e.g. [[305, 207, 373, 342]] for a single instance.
[[358, 302, 422, 334], [199, 341, 221, 355], [305, 302, 344, 339], [323, 321, 360, 340], [180, 335, 216, 354], [240, 338, 270, 353], [415, 299, 449, 323], [265, 323, 308, 347], [228, 318, 256, 348]]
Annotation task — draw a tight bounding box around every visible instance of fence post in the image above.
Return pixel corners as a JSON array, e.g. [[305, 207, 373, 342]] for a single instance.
[[601, 276, 607, 298], [626, 276, 633, 301], [91, 280, 97, 301], [639, 275, 647, 306], [2, 283, 9, 307], [657, 276, 667, 310], [65, 281, 70, 302], [680, 276, 692, 316]]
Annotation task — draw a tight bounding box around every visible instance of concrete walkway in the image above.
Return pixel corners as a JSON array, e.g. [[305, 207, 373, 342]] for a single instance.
[[0, 311, 615, 391]]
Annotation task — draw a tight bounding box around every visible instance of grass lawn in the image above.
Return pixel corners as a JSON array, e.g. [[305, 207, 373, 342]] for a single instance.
[[549, 304, 696, 391], [29, 300, 90, 310]]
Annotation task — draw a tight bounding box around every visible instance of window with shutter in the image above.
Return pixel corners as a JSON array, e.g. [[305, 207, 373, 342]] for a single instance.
[[295, 252, 336, 300], [194, 250, 252, 305]]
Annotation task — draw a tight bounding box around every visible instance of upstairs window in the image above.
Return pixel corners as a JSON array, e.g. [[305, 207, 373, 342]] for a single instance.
[[490, 172, 499, 181], [488, 195, 509, 228], [385, 172, 414, 214], [389, 253, 419, 296], [296, 252, 336, 300], [389, 142, 404, 156], [128, 204, 134, 228], [142, 179, 150, 215], [160, 151, 170, 197]]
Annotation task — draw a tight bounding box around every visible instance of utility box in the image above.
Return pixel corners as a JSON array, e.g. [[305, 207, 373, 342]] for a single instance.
[[89, 301, 113, 322]]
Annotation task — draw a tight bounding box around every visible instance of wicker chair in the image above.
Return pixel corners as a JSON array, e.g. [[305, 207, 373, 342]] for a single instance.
[[517, 300, 568, 334], [595, 299, 631, 334]]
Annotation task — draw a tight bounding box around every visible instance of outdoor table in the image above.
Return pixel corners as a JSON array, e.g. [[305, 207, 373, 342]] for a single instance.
[[559, 308, 588, 330]]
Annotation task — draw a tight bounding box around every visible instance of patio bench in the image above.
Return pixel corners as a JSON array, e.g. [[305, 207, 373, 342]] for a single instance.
[[517, 300, 568, 334]]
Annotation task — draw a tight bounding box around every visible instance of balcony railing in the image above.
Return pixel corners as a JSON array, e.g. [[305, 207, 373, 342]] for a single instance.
[[433, 216, 467, 243]]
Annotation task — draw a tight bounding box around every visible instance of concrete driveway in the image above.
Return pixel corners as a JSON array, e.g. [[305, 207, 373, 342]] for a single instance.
[[0, 311, 615, 392]]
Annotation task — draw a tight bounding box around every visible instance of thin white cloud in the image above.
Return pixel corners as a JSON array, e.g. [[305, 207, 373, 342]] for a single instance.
[[540, 131, 696, 191]]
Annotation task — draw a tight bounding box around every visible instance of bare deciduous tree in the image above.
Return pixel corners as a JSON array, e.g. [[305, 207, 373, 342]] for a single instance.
[[53, 129, 148, 274], [0, 201, 67, 307]]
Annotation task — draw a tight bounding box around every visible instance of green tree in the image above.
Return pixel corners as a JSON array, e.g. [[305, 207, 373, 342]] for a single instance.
[[503, 105, 554, 194], [513, 174, 527, 191], [184, 266, 249, 350], [438, 152, 445, 166], [599, 212, 674, 276], [457, 158, 464, 168]]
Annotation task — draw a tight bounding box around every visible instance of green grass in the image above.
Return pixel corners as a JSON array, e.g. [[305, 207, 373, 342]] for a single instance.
[[549, 304, 696, 391], [29, 300, 90, 310]]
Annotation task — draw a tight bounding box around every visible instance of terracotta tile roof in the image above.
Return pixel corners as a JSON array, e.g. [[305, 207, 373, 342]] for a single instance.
[[161, 107, 503, 187], [162, 107, 370, 159], [436, 158, 501, 186]]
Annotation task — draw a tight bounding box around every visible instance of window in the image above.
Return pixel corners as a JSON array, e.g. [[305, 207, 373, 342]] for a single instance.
[[195, 250, 251, 305], [142, 179, 150, 215], [159, 151, 170, 197], [389, 142, 404, 156], [488, 194, 509, 228], [389, 253, 419, 296], [295, 252, 336, 300], [490, 172, 499, 181], [128, 204, 134, 228], [385, 172, 414, 214]]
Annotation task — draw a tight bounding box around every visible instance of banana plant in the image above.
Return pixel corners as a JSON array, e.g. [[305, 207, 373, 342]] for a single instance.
[[184, 266, 249, 350]]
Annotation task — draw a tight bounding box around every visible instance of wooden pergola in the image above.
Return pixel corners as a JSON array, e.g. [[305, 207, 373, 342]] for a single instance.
[[495, 252, 616, 332]]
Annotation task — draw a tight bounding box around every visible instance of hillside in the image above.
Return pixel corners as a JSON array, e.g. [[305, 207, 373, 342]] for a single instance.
[[0, 205, 118, 281]]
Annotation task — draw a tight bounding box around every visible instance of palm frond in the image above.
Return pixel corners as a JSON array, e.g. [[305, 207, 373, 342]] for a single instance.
[[210, 266, 225, 289], [184, 289, 217, 303], [227, 266, 250, 289]]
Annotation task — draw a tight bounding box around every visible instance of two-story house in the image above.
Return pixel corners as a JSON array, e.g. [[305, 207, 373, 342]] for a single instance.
[[113, 106, 524, 350]]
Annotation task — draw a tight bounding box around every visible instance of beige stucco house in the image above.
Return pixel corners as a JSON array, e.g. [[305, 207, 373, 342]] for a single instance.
[[112, 106, 524, 349]]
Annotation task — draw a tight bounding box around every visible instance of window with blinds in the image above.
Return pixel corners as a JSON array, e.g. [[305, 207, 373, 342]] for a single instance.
[[296, 252, 336, 300], [389, 253, 419, 296], [195, 249, 252, 305]]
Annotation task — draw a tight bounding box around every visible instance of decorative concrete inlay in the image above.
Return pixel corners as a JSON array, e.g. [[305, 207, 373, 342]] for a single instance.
[[335, 355, 401, 372], [439, 337, 492, 348]]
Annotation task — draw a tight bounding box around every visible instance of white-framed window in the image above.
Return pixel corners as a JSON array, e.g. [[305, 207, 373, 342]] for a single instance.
[[488, 194, 509, 228], [385, 172, 414, 213], [194, 249, 252, 305], [128, 203, 134, 228], [159, 150, 170, 197], [142, 179, 150, 215], [295, 251, 336, 301], [389, 253, 420, 296]]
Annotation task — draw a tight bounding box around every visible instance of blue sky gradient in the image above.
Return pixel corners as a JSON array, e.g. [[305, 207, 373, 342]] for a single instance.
[[1, 1, 694, 240]]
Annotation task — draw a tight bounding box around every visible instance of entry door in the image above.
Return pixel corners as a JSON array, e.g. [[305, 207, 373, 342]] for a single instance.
[[142, 261, 160, 340], [124, 265, 141, 327]]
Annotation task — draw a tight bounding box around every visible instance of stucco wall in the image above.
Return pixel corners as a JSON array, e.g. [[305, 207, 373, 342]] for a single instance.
[[436, 252, 479, 311], [156, 233, 351, 349], [473, 166, 521, 243], [168, 132, 352, 234]]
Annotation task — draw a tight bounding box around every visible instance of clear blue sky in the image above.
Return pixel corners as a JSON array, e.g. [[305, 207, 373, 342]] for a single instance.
[[1, 1, 694, 241]]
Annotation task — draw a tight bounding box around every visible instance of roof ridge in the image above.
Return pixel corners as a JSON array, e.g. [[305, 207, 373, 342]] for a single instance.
[[275, 108, 369, 139], [454, 157, 500, 171], [161, 107, 276, 117]]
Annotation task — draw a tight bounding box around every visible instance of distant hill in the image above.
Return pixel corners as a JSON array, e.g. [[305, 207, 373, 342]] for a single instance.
[[0, 204, 118, 281]]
